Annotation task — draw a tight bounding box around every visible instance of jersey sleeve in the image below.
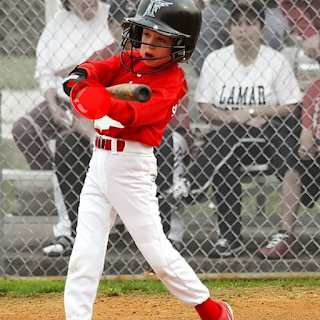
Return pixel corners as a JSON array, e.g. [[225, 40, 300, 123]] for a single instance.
[[194, 52, 217, 103], [78, 56, 121, 84]]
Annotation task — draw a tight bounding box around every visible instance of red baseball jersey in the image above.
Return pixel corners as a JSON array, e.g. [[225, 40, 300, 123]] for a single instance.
[[78, 50, 185, 147], [302, 79, 320, 140]]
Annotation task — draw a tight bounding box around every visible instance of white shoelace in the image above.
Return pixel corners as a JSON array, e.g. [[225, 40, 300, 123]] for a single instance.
[[216, 238, 229, 248], [266, 232, 289, 248], [167, 178, 189, 199]]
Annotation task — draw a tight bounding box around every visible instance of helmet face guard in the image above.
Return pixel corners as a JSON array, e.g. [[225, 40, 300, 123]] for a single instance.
[[120, 0, 201, 74], [120, 25, 187, 74]]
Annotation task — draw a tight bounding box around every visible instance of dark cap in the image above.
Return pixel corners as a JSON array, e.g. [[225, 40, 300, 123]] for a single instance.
[[61, 0, 71, 11], [109, 0, 140, 24], [229, 0, 265, 28]]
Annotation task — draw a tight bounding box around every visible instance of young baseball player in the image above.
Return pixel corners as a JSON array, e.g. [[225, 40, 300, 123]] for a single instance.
[[62, 0, 234, 319]]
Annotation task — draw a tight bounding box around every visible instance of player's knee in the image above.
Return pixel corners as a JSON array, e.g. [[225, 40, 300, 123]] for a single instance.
[[12, 117, 32, 148], [146, 248, 181, 276], [12, 118, 25, 140]]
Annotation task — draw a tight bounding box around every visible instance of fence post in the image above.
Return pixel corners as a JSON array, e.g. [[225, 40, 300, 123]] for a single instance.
[[0, 90, 4, 276]]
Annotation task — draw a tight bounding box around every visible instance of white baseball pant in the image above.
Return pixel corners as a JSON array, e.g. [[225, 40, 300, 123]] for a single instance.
[[64, 139, 209, 320]]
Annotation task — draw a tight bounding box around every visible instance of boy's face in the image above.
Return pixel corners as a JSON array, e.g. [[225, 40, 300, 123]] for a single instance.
[[230, 15, 263, 49], [140, 28, 175, 68]]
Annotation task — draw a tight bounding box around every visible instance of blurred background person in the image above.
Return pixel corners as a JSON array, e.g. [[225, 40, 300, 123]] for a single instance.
[[191, 0, 291, 75], [279, 0, 319, 62], [167, 0, 302, 258], [12, 0, 116, 256], [258, 0, 320, 259]]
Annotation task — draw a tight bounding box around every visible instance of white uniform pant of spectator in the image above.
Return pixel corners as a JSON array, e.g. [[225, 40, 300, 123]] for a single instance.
[[52, 173, 71, 238], [64, 145, 209, 319], [168, 132, 189, 243]]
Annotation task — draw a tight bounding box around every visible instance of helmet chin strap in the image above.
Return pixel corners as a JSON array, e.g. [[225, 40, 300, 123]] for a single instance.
[[120, 49, 180, 75]]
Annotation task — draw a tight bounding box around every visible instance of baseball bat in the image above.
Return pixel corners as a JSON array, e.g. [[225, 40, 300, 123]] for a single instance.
[[106, 84, 152, 102]]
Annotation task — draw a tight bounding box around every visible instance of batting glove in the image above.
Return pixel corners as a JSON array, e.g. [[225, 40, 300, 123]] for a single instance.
[[63, 68, 88, 96]]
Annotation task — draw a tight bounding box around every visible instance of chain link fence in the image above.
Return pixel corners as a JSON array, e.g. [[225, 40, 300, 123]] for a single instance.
[[1, 0, 320, 277]]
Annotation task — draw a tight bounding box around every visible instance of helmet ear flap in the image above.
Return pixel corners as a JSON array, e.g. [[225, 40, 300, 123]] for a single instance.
[[130, 25, 143, 49], [121, 24, 142, 50]]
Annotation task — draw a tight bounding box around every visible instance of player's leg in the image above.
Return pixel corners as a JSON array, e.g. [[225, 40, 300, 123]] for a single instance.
[[44, 131, 92, 256], [155, 129, 174, 234], [111, 152, 234, 319], [11, 99, 67, 170], [64, 150, 117, 320], [51, 173, 70, 238], [109, 153, 209, 306], [121, 200, 210, 306], [156, 130, 188, 248], [167, 203, 185, 250], [211, 157, 243, 257], [259, 115, 302, 259], [55, 131, 91, 238]]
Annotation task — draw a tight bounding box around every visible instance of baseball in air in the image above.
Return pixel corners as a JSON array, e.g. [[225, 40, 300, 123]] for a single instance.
[[70, 79, 111, 120]]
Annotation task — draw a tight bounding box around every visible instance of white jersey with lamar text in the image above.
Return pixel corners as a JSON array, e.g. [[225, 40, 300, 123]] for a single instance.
[[195, 45, 301, 111]]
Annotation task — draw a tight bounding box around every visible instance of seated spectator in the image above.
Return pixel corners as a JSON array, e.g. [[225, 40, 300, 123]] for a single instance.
[[258, 0, 320, 259], [259, 80, 320, 259], [191, 0, 291, 75], [11, 0, 116, 255], [166, 0, 302, 258]]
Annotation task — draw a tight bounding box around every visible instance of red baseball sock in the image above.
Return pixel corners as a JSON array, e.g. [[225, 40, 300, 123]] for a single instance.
[[195, 298, 221, 320]]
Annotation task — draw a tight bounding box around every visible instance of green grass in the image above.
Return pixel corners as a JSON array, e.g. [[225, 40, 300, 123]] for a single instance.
[[1, 54, 37, 90], [0, 279, 65, 297], [0, 278, 319, 297]]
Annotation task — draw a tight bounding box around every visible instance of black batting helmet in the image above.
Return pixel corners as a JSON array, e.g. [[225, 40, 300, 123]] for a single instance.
[[121, 0, 202, 73], [61, 0, 71, 11]]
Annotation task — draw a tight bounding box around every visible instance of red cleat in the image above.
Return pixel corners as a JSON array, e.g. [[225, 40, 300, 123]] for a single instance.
[[215, 301, 234, 320]]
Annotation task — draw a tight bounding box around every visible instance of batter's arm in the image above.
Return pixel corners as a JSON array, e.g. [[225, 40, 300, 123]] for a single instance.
[[44, 88, 69, 127], [72, 117, 96, 143]]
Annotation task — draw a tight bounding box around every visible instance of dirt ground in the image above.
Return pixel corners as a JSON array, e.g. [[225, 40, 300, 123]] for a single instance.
[[0, 285, 319, 320]]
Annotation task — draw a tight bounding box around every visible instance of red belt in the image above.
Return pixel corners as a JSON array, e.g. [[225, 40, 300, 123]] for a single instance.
[[95, 136, 125, 152]]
